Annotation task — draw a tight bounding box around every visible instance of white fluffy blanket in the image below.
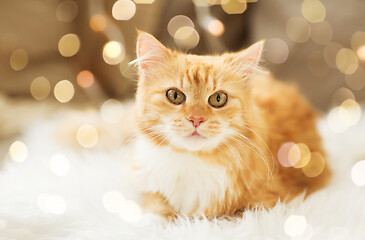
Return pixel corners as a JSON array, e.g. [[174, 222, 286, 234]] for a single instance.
[[0, 97, 365, 240]]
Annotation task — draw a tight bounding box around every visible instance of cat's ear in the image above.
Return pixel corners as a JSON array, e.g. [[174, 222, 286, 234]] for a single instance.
[[229, 40, 265, 75], [136, 32, 170, 73]]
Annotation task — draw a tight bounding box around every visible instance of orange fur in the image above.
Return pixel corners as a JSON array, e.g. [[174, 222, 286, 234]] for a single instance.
[[132, 32, 331, 218]]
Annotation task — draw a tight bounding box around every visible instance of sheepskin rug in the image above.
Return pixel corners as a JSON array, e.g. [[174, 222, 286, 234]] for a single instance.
[[0, 96, 365, 240]]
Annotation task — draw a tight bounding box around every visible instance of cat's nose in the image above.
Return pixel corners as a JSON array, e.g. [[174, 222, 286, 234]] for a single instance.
[[187, 116, 206, 128]]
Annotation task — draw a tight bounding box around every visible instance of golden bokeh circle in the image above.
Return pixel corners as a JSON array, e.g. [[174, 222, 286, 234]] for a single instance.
[[58, 34, 80, 57], [286, 17, 311, 43], [335, 48, 358, 75], [10, 49, 28, 71], [301, 0, 326, 23], [54, 80, 74, 103], [30, 76, 51, 101], [302, 152, 325, 178]]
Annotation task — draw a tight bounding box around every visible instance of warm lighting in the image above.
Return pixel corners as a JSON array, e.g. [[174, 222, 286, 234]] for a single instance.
[[58, 33, 80, 57], [332, 87, 355, 106], [351, 31, 365, 52], [338, 99, 361, 127], [302, 152, 325, 177], [89, 14, 107, 32], [118, 200, 142, 223], [10, 49, 28, 71], [301, 0, 326, 23], [174, 27, 200, 49], [221, 0, 247, 15], [265, 38, 289, 64], [284, 215, 307, 237], [208, 19, 225, 36], [56, 0, 78, 23], [291, 143, 311, 169], [345, 67, 365, 91], [327, 107, 349, 134], [37, 193, 66, 215], [76, 124, 99, 148], [356, 45, 365, 61], [278, 142, 297, 167], [103, 41, 125, 65], [49, 154, 70, 176], [100, 99, 124, 124], [133, 0, 155, 3], [167, 15, 194, 38], [54, 80, 74, 103], [310, 21, 333, 45], [112, 0, 136, 21], [30, 76, 51, 100], [307, 51, 329, 77], [323, 42, 342, 68], [77, 70, 94, 88], [9, 141, 28, 163], [336, 48, 358, 75], [285, 17, 311, 43], [102, 191, 125, 213], [0, 32, 18, 53], [351, 160, 365, 187]]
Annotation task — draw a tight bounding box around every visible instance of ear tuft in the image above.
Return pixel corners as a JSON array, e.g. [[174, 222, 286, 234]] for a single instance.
[[136, 32, 170, 72], [229, 40, 265, 75]]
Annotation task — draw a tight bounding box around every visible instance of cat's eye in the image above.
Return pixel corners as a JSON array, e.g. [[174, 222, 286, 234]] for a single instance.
[[166, 88, 186, 105], [208, 91, 228, 108]]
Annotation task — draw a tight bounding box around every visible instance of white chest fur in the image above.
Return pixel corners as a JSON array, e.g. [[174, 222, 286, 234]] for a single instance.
[[133, 136, 229, 215]]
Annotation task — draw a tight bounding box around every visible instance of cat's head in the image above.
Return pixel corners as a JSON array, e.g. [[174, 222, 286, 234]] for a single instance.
[[135, 32, 264, 152]]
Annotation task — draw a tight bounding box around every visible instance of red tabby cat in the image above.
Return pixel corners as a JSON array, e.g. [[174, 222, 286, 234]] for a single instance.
[[131, 32, 331, 218]]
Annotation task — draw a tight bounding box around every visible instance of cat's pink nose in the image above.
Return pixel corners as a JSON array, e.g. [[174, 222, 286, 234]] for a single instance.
[[187, 116, 205, 128]]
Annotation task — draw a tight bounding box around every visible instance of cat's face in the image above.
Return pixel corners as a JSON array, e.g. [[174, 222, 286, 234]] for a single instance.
[[135, 33, 263, 152]]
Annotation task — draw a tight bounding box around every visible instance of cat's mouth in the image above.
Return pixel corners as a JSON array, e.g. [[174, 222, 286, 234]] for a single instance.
[[187, 130, 206, 139]]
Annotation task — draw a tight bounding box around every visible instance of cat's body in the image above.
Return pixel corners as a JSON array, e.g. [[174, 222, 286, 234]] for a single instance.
[[131, 33, 331, 218]]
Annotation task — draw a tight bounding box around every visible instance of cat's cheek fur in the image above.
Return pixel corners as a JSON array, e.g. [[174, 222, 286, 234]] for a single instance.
[[133, 135, 230, 215]]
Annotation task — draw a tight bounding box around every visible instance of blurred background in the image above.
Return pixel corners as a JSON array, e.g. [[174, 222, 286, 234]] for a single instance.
[[0, 0, 364, 112]]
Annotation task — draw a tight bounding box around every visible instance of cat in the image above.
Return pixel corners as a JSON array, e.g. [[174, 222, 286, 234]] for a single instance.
[[131, 32, 331, 218]]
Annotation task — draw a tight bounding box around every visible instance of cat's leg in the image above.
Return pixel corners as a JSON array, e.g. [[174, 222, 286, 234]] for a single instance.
[[143, 192, 176, 220]]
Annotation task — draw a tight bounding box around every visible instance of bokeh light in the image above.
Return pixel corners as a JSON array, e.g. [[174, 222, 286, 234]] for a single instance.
[[103, 41, 126, 65], [332, 87, 355, 106], [49, 154, 70, 176], [10, 49, 28, 71], [284, 214, 307, 237], [221, 0, 247, 15], [54, 80, 74, 103], [102, 191, 125, 213], [58, 33, 80, 57], [323, 42, 342, 68], [167, 15, 194, 38], [302, 152, 325, 177], [174, 27, 200, 49], [307, 50, 329, 77], [345, 67, 365, 91], [30, 76, 51, 101], [89, 14, 107, 32], [278, 142, 297, 167], [37, 193, 66, 215], [338, 99, 361, 126], [351, 31, 365, 52], [310, 21, 333, 45], [327, 107, 350, 134], [336, 48, 358, 75], [133, 0, 155, 3], [291, 143, 311, 169], [56, 0, 78, 23], [76, 124, 99, 148], [77, 70, 95, 88], [208, 19, 225, 36], [265, 38, 289, 64], [356, 45, 365, 62], [112, 0, 136, 21], [9, 141, 28, 163], [100, 99, 124, 124], [351, 160, 365, 186], [286, 17, 311, 43], [193, 0, 218, 6], [301, 0, 326, 23], [118, 200, 142, 223]]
